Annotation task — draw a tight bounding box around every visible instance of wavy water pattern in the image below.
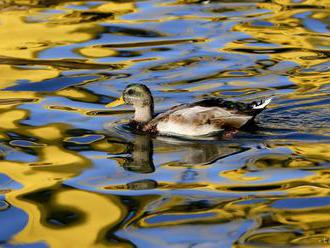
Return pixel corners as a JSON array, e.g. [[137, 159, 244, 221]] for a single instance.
[[0, 0, 329, 247]]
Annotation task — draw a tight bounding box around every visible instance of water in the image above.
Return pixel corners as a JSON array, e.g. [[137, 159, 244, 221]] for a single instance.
[[0, 0, 329, 247]]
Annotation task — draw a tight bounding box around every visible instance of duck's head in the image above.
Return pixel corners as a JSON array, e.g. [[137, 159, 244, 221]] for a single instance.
[[107, 84, 154, 122], [107, 84, 153, 108]]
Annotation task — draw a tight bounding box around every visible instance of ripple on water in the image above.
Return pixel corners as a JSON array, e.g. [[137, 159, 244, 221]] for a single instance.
[[0, 0, 329, 247]]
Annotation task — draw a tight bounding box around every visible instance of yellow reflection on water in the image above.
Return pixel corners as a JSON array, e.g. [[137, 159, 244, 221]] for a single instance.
[[0, 98, 131, 247], [0, 65, 59, 89], [93, 2, 136, 17], [227, 0, 329, 94], [0, 2, 106, 88], [79, 46, 117, 58], [0, 0, 329, 247], [0, 9, 100, 58], [0, 0, 133, 235], [11, 188, 128, 248]]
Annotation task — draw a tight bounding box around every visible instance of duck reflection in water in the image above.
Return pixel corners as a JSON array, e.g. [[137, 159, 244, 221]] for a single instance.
[[102, 128, 242, 191], [120, 134, 155, 174], [115, 134, 157, 191]]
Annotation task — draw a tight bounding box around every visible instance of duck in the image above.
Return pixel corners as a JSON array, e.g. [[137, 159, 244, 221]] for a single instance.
[[106, 83, 272, 137]]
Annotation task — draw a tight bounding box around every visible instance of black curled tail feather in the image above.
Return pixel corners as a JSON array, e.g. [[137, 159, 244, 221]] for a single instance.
[[192, 97, 272, 116], [247, 98, 273, 116]]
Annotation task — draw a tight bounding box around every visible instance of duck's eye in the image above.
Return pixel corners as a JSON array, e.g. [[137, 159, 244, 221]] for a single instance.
[[127, 89, 135, 95]]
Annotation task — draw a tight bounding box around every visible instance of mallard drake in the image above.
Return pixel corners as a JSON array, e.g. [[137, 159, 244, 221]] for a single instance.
[[106, 84, 272, 137]]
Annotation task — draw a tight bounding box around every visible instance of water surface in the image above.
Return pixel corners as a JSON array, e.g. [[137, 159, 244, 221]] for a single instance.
[[0, 0, 330, 247]]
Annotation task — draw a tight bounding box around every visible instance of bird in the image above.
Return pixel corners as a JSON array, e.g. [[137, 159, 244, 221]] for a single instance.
[[106, 83, 272, 137]]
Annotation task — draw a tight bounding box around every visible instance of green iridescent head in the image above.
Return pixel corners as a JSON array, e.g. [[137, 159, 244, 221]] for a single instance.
[[106, 84, 154, 122]]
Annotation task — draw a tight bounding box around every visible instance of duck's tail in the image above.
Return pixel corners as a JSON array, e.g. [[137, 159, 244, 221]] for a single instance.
[[252, 97, 273, 110], [241, 98, 273, 129], [246, 97, 273, 118]]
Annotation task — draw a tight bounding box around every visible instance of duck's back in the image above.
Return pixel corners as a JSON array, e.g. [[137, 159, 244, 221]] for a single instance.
[[143, 97, 271, 137]]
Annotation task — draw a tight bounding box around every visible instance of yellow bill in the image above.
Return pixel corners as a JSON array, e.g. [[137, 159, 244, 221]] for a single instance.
[[106, 96, 125, 108]]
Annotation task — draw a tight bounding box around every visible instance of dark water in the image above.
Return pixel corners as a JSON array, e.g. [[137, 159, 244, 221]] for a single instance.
[[0, 0, 329, 247]]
